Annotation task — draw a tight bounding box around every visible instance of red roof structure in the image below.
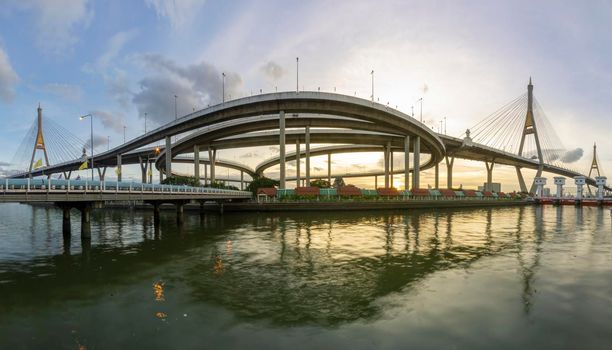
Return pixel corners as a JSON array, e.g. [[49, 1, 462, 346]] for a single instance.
[[338, 185, 361, 196], [411, 188, 431, 197], [257, 187, 277, 197], [296, 186, 321, 196], [439, 189, 456, 197], [377, 188, 399, 196]]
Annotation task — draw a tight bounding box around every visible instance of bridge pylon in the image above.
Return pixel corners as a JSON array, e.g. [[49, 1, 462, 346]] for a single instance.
[[515, 78, 544, 194], [28, 104, 50, 178], [587, 142, 602, 195]]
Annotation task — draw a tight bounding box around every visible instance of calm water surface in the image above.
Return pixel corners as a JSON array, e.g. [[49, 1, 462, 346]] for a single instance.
[[0, 203, 611, 349]]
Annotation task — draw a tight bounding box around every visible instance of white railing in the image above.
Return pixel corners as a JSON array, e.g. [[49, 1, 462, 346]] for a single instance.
[[0, 178, 251, 197]]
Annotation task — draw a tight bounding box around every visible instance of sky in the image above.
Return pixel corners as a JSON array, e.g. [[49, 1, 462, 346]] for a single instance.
[[0, 0, 610, 190]]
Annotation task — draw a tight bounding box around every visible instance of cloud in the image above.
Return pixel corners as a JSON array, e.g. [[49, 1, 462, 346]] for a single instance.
[[84, 134, 109, 150], [133, 55, 242, 124], [91, 110, 125, 134], [0, 161, 11, 167], [261, 61, 285, 81], [145, 0, 206, 29], [560, 148, 583, 163], [9, 0, 93, 55], [81, 30, 138, 108], [0, 46, 19, 102], [40, 83, 82, 101]]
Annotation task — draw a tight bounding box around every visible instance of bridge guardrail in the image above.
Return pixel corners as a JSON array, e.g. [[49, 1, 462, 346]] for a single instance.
[[0, 178, 251, 197]]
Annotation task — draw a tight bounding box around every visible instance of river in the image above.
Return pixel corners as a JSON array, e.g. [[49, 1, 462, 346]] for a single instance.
[[0, 203, 610, 349]]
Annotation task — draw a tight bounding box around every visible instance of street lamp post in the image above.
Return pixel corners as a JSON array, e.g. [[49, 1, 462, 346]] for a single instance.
[[296, 57, 299, 93], [144, 112, 147, 133], [222, 72, 226, 103], [123, 126, 126, 143], [417, 98, 423, 122], [371, 70, 374, 102], [174, 94, 178, 120], [79, 113, 94, 180], [107, 136, 110, 150]]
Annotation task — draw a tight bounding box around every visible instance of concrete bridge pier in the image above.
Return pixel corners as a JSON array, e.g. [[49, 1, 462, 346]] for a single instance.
[[412, 136, 421, 189], [404, 136, 410, 191], [208, 147, 217, 185], [165, 136, 172, 177], [117, 154, 122, 182], [279, 110, 286, 189], [445, 155, 454, 189], [384, 142, 390, 188], [78, 204, 92, 240], [305, 125, 311, 186], [176, 202, 184, 225], [97, 167, 107, 182], [194, 145, 200, 181], [139, 156, 148, 183], [327, 153, 331, 186], [153, 202, 161, 226], [295, 139, 301, 188], [485, 161, 495, 191], [554, 177, 565, 205], [62, 207, 71, 238], [574, 176, 586, 205]]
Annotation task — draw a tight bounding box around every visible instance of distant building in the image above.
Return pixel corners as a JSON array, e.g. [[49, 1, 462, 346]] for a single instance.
[[478, 182, 501, 192]]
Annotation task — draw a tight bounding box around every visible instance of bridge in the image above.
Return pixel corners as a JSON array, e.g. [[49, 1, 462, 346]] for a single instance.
[[2, 78, 610, 239]]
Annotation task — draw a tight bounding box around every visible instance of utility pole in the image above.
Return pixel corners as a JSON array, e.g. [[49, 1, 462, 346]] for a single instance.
[[418, 98, 423, 122], [222, 72, 226, 103], [296, 57, 299, 93], [144, 112, 147, 133], [371, 70, 374, 102]]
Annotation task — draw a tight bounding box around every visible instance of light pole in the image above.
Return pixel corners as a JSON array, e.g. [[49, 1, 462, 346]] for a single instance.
[[144, 112, 147, 133], [107, 135, 110, 150], [371, 70, 374, 102], [174, 94, 178, 120], [417, 98, 423, 122], [296, 57, 299, 93], [222, 72, 226, 103], [123, 126, 126, 143], [79, 113, 94, 180], [444, 117, 447, 134]]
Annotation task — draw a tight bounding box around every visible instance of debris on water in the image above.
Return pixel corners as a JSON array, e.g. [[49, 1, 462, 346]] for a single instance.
[[156, 312, 167, 319]]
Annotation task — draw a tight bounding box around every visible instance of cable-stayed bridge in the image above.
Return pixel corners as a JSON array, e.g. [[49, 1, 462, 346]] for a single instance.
[[4, 79, 610, 195]]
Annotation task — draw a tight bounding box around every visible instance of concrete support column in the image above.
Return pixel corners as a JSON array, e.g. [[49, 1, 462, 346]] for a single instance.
[[159, 169, 163, 183], [516, 167, 528, 193], [574, 176, 586, 201], [375, 175, 378, 189], [534, 177, 546, 198], [384, 142, 390, 188], [194, 145, 200, 181], [97, 167, 107, 182], [165, 136, 172, 178], [305, 125, 311, 185], [208, 148, 217, 184], [149, 161, 153, 184], [279, 110, 286, 189], [404, 136, 410, 190], [80, 205, 91, 240], [176, 202, 184, 225], [412, 136, 420, 189], [485, 161, 495, 190], [390, 150, 394, 188], [240, 171, 244, 190], [139, 156, 147, 183], [434, 163, 439, 189], [327, 153, 332, 185], [296, 139, 301, 188], [204, 164, 208, 186], [445, 156, 454, 189], [116, 154, 122, 182], [62, 207, 71, 238]]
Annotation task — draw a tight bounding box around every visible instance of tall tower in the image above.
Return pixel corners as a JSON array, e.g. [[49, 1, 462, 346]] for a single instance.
[[28, 104, 50, 177], [587, 143, 601, 195], [588, 143, 601, 178], [515, 78, 544, 193]]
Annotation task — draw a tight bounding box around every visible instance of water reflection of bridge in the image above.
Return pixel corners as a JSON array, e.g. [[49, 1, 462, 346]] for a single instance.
[[2, 206, 604, 328]]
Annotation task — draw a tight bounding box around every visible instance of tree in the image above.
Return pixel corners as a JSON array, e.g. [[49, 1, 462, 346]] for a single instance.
[[246, 177, 279, 194], [309, 179, 330, 188], [162, 175, 201, 187], [209, 180, 239, 190]]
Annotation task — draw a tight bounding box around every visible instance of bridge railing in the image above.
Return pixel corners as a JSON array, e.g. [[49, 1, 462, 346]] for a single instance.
[[0, 178, 251, 197]]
